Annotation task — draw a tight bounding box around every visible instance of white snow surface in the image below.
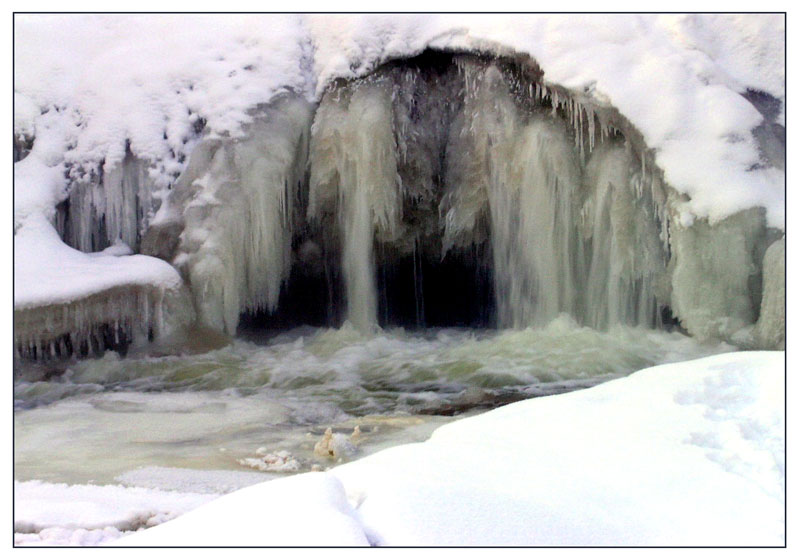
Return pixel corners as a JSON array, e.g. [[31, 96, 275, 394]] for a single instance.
[[14, 213, 182, 309], [15, 14, 785, 227], [37, 351, 778, 547], [110, 472, 371, 546], [14, 480, 216, 546]]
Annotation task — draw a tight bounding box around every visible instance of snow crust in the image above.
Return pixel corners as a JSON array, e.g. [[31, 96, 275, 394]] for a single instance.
[[30, 351, 777, 547], [15, 14, 784, 227]]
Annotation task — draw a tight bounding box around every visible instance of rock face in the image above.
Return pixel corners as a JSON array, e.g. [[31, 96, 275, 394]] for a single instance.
[[16, 50, 785, 359]]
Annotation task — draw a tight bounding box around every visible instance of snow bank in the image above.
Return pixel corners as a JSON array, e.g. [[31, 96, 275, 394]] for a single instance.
[[15, 14, 784, 227], [104, 351, 783, 546], [336, 351, 784, 546]]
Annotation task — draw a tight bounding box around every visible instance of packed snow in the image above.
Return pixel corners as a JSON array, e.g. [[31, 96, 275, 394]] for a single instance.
[[15, 352, 783, 546]]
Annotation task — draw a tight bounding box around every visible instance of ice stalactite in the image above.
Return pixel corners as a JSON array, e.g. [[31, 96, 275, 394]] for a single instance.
[[443, 62, 582, 328], [171, 94, 313, 335], [581, 145, 669, 329], [14, 284, 193, 362], [60, 152, 157, 253], [669, 207, 767, 341], [309, 79, 401, 332], [755, 237, 785, 350]]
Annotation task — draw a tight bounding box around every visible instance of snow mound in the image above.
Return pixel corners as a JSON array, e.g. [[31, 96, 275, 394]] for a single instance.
[[111, 472, 370, 546], [334, 351, 784, 546]]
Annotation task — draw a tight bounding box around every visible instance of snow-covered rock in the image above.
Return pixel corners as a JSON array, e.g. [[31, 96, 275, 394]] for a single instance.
[[14, 213, 193, 360]]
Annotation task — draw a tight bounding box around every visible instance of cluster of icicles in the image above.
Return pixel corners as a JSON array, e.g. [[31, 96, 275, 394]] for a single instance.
[[14, 285, 185, 361], [20, 52, 782, 361]]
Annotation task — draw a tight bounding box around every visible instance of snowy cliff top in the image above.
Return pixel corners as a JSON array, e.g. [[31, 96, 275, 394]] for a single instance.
[[14, 14, 785, 227]]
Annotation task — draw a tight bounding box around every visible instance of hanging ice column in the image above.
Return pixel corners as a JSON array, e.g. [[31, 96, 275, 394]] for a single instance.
[[60, 152, 156, 253], [581, 145, 668, 329], [309, 80, 402, 332], [170, 95, 313, 335], [442, 63, 581, 328]]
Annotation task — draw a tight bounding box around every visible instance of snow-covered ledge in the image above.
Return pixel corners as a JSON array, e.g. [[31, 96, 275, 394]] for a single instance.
[[14, 213, 192, 360]]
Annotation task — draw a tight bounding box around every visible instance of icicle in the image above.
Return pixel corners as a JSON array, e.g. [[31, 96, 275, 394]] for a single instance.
[[587, 106, 596, 152], [581, 145, 668, 329], [14, 282, 194, 362]]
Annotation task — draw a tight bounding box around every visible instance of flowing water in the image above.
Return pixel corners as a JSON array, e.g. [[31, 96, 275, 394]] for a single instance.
[[14, 317, 733, 490]]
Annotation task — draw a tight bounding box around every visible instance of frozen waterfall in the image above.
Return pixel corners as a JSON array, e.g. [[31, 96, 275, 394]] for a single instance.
[[15, 50, 784, 360]]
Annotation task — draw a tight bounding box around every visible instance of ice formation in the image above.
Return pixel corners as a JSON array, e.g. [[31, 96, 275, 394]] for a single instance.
[[668, 207, 777, 341], [309, 79, 402, 331], [313, 427, 360, 460], [301, 57, 678, 332], [13, 15, 785, 358], [238, 450, 303, 473], [58, 153, 159, 253], [755, 237, 785, 350], [169, 94, 313, 334]]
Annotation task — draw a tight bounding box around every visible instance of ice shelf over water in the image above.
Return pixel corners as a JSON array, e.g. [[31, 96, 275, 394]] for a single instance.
[[14, 213, 193, 360]]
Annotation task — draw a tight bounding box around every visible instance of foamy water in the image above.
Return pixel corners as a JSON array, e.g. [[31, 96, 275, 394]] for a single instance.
[[15, 317, 733, 487]]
